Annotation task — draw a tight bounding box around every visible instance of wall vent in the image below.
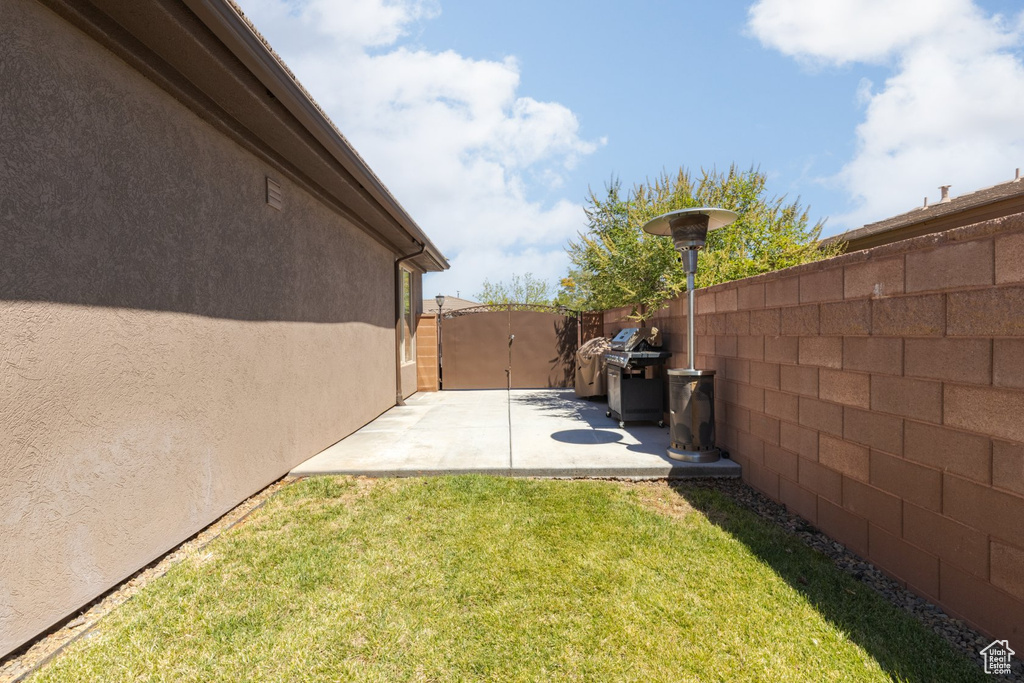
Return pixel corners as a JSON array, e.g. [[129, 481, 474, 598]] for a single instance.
[[266, 177, 283, 210]]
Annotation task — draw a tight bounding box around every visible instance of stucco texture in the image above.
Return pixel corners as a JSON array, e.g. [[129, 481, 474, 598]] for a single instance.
[[1, 0, 398, 655]]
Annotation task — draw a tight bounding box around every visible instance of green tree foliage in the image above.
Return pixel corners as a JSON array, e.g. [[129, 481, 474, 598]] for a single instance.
[[475, 272, 554, 306], [561, 165, 843, 319]]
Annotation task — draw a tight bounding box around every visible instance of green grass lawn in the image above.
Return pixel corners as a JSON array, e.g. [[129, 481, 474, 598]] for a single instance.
[[33, 476, 983, 682]]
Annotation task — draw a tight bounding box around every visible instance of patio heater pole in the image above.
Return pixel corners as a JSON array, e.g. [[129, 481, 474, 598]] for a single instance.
[[435, 294, 445, 390], [687, 270, 696, 371], [642, 208, 737, 462]]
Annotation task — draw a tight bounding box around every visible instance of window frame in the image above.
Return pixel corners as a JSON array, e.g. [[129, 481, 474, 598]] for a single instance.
[[400, 267, 415, 363]]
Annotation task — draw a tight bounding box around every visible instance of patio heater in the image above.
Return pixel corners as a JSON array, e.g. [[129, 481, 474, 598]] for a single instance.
[[642, 208, 737, 462]]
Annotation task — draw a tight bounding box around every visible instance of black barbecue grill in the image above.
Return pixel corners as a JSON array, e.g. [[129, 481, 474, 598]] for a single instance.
[[603, 328, 672, 428]]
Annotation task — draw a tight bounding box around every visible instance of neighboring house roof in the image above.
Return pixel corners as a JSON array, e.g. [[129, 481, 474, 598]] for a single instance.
[[423, 296, 480, 314], [61, 0, 448, 272], [823, 172, 1024, 253]]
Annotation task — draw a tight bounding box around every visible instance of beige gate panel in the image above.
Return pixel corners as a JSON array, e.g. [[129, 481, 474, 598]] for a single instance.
[[441, 310, 509, 389], [508, 311, 576, 388], [441, 307, 577, 390]]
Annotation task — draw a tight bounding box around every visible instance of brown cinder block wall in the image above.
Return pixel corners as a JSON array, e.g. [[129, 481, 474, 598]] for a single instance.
[[603, 212, 1024, 647], [0, 0, 414, 656]]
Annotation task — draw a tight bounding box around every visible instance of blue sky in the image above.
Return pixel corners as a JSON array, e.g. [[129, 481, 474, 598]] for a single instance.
[[236, 0, 1024, 300]]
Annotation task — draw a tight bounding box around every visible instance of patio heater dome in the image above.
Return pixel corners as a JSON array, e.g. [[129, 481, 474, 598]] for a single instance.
[[641, 207, 737, 246]]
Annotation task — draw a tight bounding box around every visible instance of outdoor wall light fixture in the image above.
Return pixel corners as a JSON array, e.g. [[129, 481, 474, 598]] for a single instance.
[[642, 208, 737, 463]]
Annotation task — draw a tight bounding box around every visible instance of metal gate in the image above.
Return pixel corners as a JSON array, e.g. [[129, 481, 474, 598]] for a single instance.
[[439, 305, 578, 389]]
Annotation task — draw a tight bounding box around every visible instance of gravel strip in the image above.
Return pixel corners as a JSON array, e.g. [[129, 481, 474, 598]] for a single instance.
[[678, 477, 1022, 682], [0, 477, 292, 683]]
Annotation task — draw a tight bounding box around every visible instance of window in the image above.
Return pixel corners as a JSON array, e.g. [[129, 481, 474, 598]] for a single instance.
[[401, 268, 414, 362]]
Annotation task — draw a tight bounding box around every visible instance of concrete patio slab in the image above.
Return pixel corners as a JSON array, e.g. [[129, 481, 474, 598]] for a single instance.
[[290, 388, 741, 479]]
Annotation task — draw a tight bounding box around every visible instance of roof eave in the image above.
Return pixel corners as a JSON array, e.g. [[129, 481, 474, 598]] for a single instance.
[[180, 0, 449, 272]]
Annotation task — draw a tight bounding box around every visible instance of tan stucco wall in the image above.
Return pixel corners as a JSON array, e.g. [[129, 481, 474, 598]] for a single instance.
[[1, 0, 398, 655], [401, 360, 418, 399]]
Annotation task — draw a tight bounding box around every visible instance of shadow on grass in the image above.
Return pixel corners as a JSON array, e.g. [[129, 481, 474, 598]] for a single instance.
[[665, 482, 986, 683]]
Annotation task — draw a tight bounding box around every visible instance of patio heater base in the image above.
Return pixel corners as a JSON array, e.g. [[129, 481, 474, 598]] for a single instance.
[[667, 447, 720, 463]]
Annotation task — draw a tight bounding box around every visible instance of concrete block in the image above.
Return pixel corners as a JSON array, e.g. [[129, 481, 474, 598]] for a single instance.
[[817, 498, 868, 556], [947, 286, 1024, 337], [736, 383, 765, 412], [765, 276, 799, 307], [716, 334, 738, 358], [764, 389, 798, 422], [749, 308, 781, 336], [737, 429, 765, 464], [798, 457, 842, 502], [765, 336, 799, 364], [725, 357, 750, 384], [716, 287, 738, 312], [737, 282, 765, 310], [844, 407, 903, 455], [781, 304, 819, 336], [750, 361, 781, 389], [799, 337, 843, 369], [820, 299, 871, 335], [943, 474, 1024, 542], [744, 460, 779, 500], [844, 478, 902, 534], [707, 313, 728, 335], [868, 524, 940, 599], [869, 450, 941, 511], [904, 421, 990, 483], [939, 563, 1024, 646], [781, 421, 818, 461], [994, 339, 1024, 389], [800, 267, 844, 303], [944, 384, 1024, 444], [819, 434, 870, 481], [844, 257, 905, 299], [991, 539, 1024, 603], [779, 477, 817, 523], [903, 503, 988, 578], [844, 336, 902, 376], [780, 364, 818, 396], [726, 311, 750, 335], [995, 231, 1024, 284], [872, 294, 945, 337], [799, 397, 843, 436], [906, 239, 993, 293], [905, 338, 991, 385], [871, 375, 942, 423], [993, 439, 1024, 498], [737, 335, 765, 361], [819, 369, 870, 408], [764, 443, 798, 479], [751, 412, 781, 445]]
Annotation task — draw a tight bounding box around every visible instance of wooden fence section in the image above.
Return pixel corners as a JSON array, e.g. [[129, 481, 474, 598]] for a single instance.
[[416, 314, 438, 391]]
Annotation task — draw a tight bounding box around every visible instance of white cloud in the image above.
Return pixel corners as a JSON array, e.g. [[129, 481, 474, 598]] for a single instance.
[[749, 0, 1024, 228], [235, 0, 601, 294], [424, 246, 572, 302]]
